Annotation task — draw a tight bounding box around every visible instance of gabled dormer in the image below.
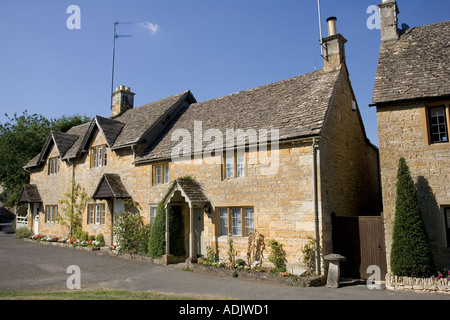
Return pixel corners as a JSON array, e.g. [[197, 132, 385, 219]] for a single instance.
[[23, 131, 79, 171]]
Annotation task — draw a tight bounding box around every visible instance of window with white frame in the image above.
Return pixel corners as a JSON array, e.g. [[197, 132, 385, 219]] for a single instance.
[[223, 154, 245, 179], [88, 203, 106, 225], [153, 164, 169, 185], [90, 145, 108, 168], [48, 157, 60, 175], [150, 206, 158, 225], [219, 207, 254, 237], [45, 205, 58, 223]]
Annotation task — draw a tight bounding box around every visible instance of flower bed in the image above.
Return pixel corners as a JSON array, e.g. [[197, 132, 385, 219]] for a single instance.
[[192, 259, 323, 287], [29, 234, 105, 250]]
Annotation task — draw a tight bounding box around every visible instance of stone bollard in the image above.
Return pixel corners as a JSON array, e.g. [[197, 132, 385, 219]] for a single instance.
[[324, 254, 346, 288]]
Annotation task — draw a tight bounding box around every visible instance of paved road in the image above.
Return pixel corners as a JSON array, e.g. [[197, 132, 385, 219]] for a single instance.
[[1, 232, 449, 301]]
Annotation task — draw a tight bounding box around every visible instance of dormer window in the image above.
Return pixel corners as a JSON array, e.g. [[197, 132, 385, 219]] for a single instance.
[[48, 157, 60, 175], [90, 145, 108, 168]]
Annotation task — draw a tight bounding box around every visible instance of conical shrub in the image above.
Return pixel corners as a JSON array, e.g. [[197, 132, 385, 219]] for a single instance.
[[390, 157, 435, 277]]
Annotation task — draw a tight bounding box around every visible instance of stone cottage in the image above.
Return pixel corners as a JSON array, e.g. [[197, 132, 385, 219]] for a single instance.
[[20, 17, 381, 274], [372, 0, 450, 269]]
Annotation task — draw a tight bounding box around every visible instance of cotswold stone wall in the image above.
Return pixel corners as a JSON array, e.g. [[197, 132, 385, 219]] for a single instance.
[[30, 129, 153, 246], [167, 143, 318, 272], [377, 102, 450, 269], [385, 273, 450, 295]]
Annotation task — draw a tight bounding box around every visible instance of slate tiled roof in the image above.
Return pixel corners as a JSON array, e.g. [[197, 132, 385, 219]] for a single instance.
[[23, 130, 85, 169], [24, 91, 193, 168], [163, 178, 209, 205], [18, 184, 42, 203], [372, 20, 450, 104], [176, 179, 209, 203], [94, 116, 125, 147], [137, 68, 341, 162], [92, 174, 131, 199], [62, 121, 92, 160], [112, 91, 195, 148]]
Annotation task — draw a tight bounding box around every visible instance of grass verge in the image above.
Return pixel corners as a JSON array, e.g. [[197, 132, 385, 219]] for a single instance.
[[0, 288, 229, 300]]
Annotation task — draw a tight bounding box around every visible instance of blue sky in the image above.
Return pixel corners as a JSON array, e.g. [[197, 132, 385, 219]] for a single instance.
[[1, 1, 449, 147]]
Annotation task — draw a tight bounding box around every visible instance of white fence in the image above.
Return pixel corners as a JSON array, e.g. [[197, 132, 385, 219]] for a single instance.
[[16, 214, 28, 229]]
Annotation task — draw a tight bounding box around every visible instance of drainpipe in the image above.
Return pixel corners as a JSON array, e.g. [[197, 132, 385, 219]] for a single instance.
[[67, 159, 76, 237], [312, 137, 321, 275]]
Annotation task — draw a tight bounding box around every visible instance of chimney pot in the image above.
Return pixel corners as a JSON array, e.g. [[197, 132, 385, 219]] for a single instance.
[[322, 16, 347, 71], [327, 17, 338, 36]]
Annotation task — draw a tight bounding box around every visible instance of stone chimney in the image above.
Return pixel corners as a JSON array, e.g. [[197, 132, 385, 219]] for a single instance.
[[378, 0, 399, 42], [322, 17, 347, 72], [112, 85, 135, 117]]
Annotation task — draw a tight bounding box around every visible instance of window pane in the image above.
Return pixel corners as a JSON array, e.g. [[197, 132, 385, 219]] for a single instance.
[[244, 208, 254, 236], [429, 107, 448, 143], [231, 208, 241, 236], [219, 208, 228, 236], [104, 147, 107, 166], [98, 147, 103, 167], [96, 204, 101, 224], [164, 165, 169, 184], [100, 204, 105, 225], [151, 207, 157, 225], [226, 157, 234, 178], [93, 149, 97, 167], [89, 205, 94, 224], [156, 166, 162, 184], [237, 156, 245, 178]]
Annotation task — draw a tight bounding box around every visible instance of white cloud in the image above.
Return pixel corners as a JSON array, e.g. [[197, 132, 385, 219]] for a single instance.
[[138, 21, 160, 35]]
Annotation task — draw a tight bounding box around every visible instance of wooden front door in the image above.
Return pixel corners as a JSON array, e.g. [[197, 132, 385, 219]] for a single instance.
[[193, 208, 205, 258], [332, 214, 387, 280]]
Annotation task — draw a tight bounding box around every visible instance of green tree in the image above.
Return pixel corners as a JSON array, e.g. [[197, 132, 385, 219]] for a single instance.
[[0, 112, 51, 203], [148, 202, 167, 259], [390, 158, 435, 278], [0, 111, 90, 205], [52, 114, 90, 133], [58, 181, 91, 237]]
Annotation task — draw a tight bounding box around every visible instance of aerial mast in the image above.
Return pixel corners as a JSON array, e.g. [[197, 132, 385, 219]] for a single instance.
[[111, 21, 132, 109]]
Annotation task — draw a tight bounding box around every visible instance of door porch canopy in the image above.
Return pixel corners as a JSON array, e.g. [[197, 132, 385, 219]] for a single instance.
[[18, 184, 42, 204], [163, 179, 210, 260], [92, 174, 131, 200]]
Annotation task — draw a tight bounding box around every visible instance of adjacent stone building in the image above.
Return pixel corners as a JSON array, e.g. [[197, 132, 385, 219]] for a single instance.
[[20, 18, 381, 274], [373, 0, 450, 269]]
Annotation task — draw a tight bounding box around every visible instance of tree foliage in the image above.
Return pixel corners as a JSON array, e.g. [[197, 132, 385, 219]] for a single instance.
[[0, 111, 90, 205], [390, 157, 435, 278], [148, 202, 167, 259], [58, 181, 91, 237]]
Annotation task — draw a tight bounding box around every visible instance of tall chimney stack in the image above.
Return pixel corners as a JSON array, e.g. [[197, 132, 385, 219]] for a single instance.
[[322, 17, 347, 72], [378, 0, 399, 42], [111, 85, 135, 117]]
